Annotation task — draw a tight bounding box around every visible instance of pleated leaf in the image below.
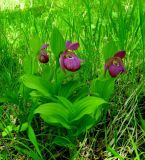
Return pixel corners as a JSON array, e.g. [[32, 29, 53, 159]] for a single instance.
[[72, 96, 107, 121], [34, 103, 70, 129], [50, 27, 65, 58], [21, 74, 52, 97]]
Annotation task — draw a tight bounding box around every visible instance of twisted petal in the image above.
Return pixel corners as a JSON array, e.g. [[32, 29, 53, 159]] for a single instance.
[[114, 50, 126, 59], [41, 43, 49, 50], [66, 41, 71, 49], [66, 41, 79, 50]]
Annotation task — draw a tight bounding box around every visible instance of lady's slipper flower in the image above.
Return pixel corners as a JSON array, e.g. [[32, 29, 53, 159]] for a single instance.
[[104, 50, 126, 77], [38, 43, 49, 63], [59, 41, 83, 72]]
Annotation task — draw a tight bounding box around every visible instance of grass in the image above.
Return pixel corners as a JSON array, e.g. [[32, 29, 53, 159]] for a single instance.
[[0, 0, 145, 159]]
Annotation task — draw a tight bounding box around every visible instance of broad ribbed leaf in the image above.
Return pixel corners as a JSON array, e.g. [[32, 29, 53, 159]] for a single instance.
[[21, 74, 52, 97], [103, 41, 118, 60], [58, 80, 82, 98], [23, 55, 32, 74], [72, 96, 107, 121], [34, 103, 70, 129], [72, 115, 96, 136], [50, 27, 65, 58], [29, 35, 41, 55], [57, 96, 73, 111], [90, 78, 115, 101], [53, 69, 65, 94]]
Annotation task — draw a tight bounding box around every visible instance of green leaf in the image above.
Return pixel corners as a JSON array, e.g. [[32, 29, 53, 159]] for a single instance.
[[50, 27, 65, 58], [27, 125, 42, 158], [23, 55, 32, 74], [53, 69, 66, 94], [102, 41, 118, 60], [90, 78, 115, 101], [72, 96, 107, 121], [71, 85, 89, 101], [21, 74, 52, 97], [94, 105, 103, 121], [29, 35, 41, 55], [58, 80, 82, 98], [34, 103, 70, 129], [2, 123, 29, 137], [2, 125, 13, 137], [0, 97, 9, 103], [15, 122, 28, 132], [139, 111, 145, 135], [53, 136, 73, 148], [107, 146, 124, 160], [73, 115, 96, 136], [57, 96, 73, 111]]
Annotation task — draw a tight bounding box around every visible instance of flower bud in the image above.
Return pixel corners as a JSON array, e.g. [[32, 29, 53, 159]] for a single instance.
[[38, 50, 49, 63]]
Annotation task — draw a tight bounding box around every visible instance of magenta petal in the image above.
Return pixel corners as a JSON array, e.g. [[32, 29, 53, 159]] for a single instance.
[[68, 42, 79, 50], [63, 56, 81, 72], [114, 50, 126, 59], [41, 43, 49, 49], [66, 41, 79, 50], [108, 64, 125, 77], [66, 41, 72, 49]]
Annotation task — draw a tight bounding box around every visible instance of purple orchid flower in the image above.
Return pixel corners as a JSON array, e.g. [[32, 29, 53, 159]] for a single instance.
[[59, 41, 83, 72], [38, 43, 49, 63], [104, 50, 126, 77]]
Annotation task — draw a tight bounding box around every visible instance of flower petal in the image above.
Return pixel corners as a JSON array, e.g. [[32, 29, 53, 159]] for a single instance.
[[66, 41, 72, 49], [114, 50, 126, 59], [68, 52, 84, 62], [108, 64, 125, 77], [104, 57, 114, 76], [63, 55, 81, 72], [41, 43, 49, 50], [66, 40, 79, 50], [68, 42, 79, 50]]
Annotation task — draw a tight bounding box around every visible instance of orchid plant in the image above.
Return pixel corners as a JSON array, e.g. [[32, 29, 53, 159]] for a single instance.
[[16, 28, 126, 157]]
